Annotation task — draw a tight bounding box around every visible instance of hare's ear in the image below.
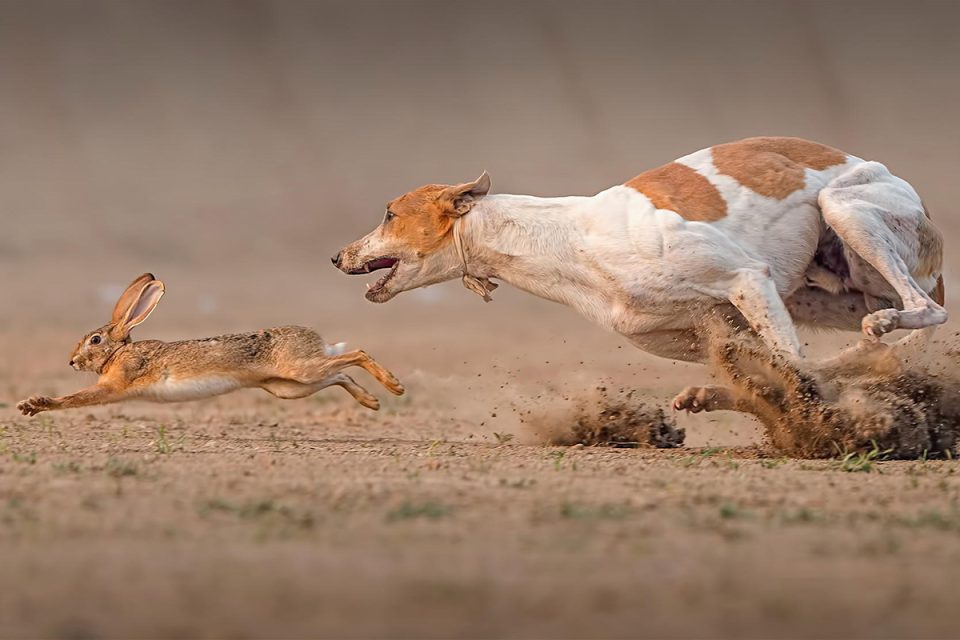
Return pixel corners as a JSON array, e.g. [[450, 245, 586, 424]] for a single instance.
[[113, 280, 165, 339], [112, 273, 156, 324]]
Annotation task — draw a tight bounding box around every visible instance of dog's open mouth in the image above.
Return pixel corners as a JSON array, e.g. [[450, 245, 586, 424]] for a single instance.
[[349, 257, 399, 299]]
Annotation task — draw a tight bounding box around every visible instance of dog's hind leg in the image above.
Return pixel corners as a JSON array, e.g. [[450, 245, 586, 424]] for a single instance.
[[819, 162, 946, 338]]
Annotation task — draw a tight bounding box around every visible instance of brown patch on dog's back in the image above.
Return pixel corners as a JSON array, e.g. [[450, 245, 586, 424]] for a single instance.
[[625, 162, 727, 221], [711, 137, 847, 199]]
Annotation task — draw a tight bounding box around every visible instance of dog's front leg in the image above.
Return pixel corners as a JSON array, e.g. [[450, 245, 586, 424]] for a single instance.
[[724, 267, 803, 359], [672, 385, 739, 412]]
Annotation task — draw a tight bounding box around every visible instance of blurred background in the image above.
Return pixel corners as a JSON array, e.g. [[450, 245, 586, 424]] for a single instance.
[[2, 0, 959, 442]]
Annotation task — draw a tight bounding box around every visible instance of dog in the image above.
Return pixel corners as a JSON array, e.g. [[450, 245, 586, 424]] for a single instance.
[[333, 137, 945, 415]]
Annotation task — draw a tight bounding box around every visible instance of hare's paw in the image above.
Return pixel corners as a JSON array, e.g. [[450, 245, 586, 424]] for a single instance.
[[378, 369, 404, 396], [17, 396, 54, 416], [385, 375, 405, 396], [357, 394, 381, 411]]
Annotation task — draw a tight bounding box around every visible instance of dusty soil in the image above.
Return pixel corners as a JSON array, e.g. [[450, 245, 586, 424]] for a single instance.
[[3, 323, 960, 639], [703, 316, 960, 460]]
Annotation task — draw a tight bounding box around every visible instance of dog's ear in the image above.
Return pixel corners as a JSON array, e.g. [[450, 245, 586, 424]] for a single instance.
[[439, 171, 491, 217]]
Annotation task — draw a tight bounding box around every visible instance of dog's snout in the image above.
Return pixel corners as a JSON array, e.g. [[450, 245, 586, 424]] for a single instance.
[[331, 251, 342, 268], [68, 360, 75, 367]]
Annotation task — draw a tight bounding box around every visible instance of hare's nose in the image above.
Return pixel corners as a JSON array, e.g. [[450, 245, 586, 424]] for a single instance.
[[68, 360, 75, 367], [331, 252, 342, 268]]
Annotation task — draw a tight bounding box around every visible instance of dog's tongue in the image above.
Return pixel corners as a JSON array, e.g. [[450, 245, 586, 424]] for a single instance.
[[365, 258, 397, 271]]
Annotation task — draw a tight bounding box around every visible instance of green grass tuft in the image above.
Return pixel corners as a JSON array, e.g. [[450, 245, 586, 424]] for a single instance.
[[387, 500, 451, 522]]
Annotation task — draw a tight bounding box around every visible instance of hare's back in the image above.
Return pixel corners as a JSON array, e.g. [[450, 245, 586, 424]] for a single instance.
[[148, 326, 324, 372], [126, 327, 328, 402]]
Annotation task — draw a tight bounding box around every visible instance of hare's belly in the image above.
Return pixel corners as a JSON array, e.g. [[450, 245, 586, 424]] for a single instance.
[[140, 375, 243, 402]]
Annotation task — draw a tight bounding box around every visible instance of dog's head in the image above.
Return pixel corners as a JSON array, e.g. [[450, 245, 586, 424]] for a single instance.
[[332, 172, 490, 302]]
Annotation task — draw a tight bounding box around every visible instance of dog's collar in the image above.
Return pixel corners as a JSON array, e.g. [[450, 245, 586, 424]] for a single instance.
[[452, 215, 498, 302]]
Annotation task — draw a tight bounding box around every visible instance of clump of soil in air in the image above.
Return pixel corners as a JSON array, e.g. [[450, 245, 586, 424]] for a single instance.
[[547, 388, 685, 448], [705, 318, 960, 459]]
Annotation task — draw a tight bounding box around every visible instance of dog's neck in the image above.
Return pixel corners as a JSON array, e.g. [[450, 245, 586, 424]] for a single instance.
[[455, 193, 605, 308]]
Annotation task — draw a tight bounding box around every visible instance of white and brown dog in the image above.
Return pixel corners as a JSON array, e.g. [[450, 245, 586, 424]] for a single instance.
[[333, 137, 945, 413]]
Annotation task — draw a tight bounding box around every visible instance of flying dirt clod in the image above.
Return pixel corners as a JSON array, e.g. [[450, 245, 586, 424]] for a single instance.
[[533, 387, 686, 449]]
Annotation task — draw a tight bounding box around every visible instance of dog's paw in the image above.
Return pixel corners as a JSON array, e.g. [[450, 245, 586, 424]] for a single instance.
[[672, 385, 730, 413], [862, 309, 900, 338], [16, 396, 53, 416]]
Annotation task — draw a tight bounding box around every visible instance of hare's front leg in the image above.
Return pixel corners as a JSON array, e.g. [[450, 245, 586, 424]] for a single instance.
[[327, 372, 380, 410], [17, 384, 123, 416]]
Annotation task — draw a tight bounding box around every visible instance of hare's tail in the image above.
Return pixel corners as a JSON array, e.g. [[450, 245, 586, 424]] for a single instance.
[[324, 342, 348, 357]]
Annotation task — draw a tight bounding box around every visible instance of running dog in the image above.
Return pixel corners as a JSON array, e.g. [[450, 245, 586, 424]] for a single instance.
[[332, 137, 945, 414]]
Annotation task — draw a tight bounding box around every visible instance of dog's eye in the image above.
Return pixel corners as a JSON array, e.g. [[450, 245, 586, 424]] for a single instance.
[[385, 210, 396, 223], [89, 335, 102, 345]]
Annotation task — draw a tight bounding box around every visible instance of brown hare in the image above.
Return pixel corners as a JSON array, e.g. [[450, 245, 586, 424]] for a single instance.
[[17, 273, 404, 416]]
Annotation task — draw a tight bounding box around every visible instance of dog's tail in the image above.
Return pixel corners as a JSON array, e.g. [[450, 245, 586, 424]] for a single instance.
[[919, 205, 944, 306], [934, 275, 945, 306]]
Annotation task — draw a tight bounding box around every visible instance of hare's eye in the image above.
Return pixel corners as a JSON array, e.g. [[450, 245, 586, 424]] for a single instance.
[[90, 335, 102, 345], [385, 210, 396, 223]]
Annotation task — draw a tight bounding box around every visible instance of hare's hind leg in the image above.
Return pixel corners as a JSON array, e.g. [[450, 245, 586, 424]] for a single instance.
[[260, 373, 380, 409], [282, 350, 404, 396], [259, 378, 318, 399]]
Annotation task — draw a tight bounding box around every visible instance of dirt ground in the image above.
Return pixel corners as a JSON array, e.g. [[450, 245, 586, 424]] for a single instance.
[[3, 318, 960, 639]]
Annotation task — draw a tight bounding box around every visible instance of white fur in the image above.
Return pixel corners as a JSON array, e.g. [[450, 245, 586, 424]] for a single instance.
[[140, 376, 242, 402], [455, 187, 811, 356], [453, 161, 942, 359], [324, 342, 348, 356]]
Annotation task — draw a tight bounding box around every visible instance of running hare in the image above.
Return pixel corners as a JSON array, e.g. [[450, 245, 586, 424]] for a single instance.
[[17, 273, 404, 416]]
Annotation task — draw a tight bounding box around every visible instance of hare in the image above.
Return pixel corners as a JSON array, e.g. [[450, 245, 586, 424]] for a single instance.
[[16, 273, 404, 416]]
